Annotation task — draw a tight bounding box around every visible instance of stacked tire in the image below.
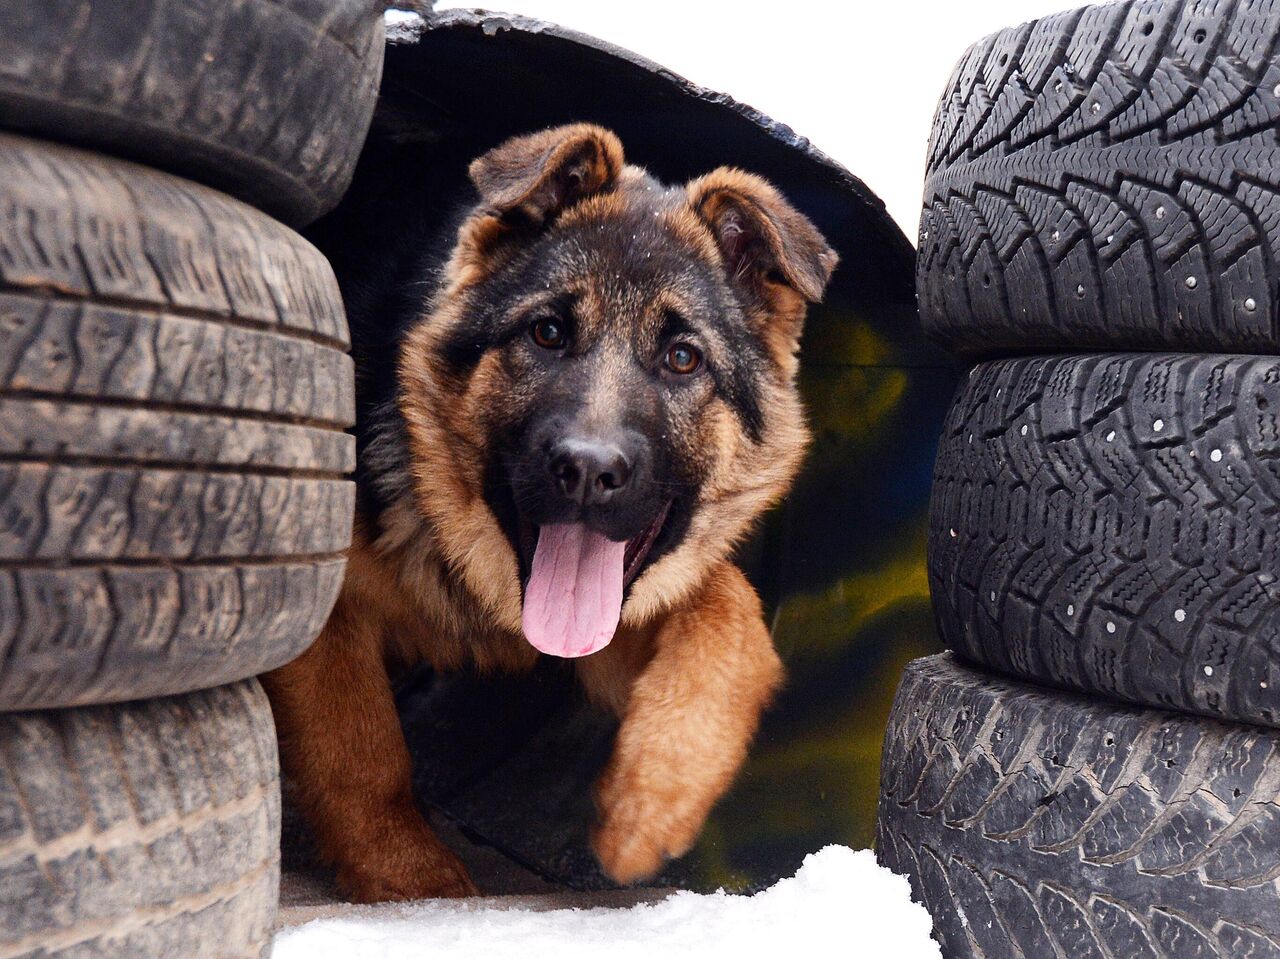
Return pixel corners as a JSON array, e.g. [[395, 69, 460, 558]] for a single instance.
[[879, 2, 1280, 956], [0, 3, 383, 955]]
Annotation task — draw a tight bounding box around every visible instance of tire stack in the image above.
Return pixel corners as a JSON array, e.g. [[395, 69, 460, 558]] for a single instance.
[[878, 2, 1280, 956], [0, 3, 383, 955]]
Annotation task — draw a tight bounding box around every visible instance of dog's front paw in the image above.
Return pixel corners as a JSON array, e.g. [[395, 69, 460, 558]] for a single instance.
[[336, 842, 479, 903], [591, 772, 704, 885]]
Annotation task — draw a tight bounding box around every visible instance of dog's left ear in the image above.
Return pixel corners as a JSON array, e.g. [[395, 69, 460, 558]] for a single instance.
[[469, 123, 625, 226], [687, 169, 837, 303]]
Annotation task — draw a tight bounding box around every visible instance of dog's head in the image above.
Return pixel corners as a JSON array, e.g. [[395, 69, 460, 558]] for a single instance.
[[399, 124, 836, 656]]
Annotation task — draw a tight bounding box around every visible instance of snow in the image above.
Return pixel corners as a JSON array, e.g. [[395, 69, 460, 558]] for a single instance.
[[273, 845, 940, 958], [384, 9, 425, 42]]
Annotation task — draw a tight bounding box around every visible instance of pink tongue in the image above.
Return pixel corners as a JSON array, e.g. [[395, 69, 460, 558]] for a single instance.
[[522, 524, 626, 658]]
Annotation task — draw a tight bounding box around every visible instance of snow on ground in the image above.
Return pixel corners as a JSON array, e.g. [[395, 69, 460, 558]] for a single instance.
[[383, 9, 424, 42], [273, 846, 940, 958]]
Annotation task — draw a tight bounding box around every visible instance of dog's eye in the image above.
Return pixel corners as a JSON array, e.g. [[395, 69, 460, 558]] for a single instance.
[[530, 317, 567, 350], [665, 343, 702, 375]]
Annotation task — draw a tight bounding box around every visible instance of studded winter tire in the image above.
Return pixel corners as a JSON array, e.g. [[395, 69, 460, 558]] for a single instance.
[[918, 0, 1280, 355], [877, 654, 1280, 959], [0, 0, 385, 227], [930, 352, 1280, 727], [0, 134, 355, 711]]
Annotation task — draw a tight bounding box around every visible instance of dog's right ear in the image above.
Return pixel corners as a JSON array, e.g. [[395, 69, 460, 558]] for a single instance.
[[468, 124, 625, 227]]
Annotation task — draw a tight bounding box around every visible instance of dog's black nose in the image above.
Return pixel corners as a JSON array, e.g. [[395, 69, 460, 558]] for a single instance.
[[548, 438, 632, 506]]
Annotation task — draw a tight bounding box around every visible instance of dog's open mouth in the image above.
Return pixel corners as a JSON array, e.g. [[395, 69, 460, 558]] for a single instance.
[[518, 501, 671, 659], [621, 499, 671, 589]]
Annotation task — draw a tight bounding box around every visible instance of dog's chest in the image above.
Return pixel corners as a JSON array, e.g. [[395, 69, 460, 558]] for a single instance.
[[351, 517, 539, 675]]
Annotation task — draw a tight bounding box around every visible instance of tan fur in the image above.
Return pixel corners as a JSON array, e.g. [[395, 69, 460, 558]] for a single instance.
[[587, 562, 783, 883], [265, 125, 835, 902]]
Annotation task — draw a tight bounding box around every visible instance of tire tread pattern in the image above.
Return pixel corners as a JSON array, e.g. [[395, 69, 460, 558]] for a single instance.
[[919, 0, 1280, 354], [0, 0, 385, 226], [0, 681, 280, 959], [0, 134, 353, 350], [0, 135, 355, 710], [931, 353, 1280, 727], [878, 654, 1280, 959]]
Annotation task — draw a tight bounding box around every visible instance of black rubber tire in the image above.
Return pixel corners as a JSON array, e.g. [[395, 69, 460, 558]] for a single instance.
[[0, 0, 385, 227], [0, 133, 355, 711], [877, 654, 1280, 959], [930, 353, 1280, 728], [0, 680, 280, 959], [918, 0, 1280, 356]]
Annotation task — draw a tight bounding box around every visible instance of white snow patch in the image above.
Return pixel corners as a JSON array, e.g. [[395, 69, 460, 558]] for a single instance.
[[385, 9, 426, 42], [273, 846, 939, 958]]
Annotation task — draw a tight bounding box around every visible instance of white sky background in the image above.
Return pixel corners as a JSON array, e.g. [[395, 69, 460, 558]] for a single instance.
[[434, 0, 1077, 239]]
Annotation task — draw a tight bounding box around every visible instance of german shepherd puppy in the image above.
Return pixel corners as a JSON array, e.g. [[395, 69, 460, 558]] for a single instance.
[[263, 124, 837, 902]]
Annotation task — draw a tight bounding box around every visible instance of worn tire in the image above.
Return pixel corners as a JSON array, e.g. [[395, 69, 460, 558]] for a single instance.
[[919, 0, 1280, 355], [0, 680, 280, 959], [0, 0, 385, 227], [930, 353, 1280, 727], [878, 654, 1280, 959], [0, 133, 355, 711]]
